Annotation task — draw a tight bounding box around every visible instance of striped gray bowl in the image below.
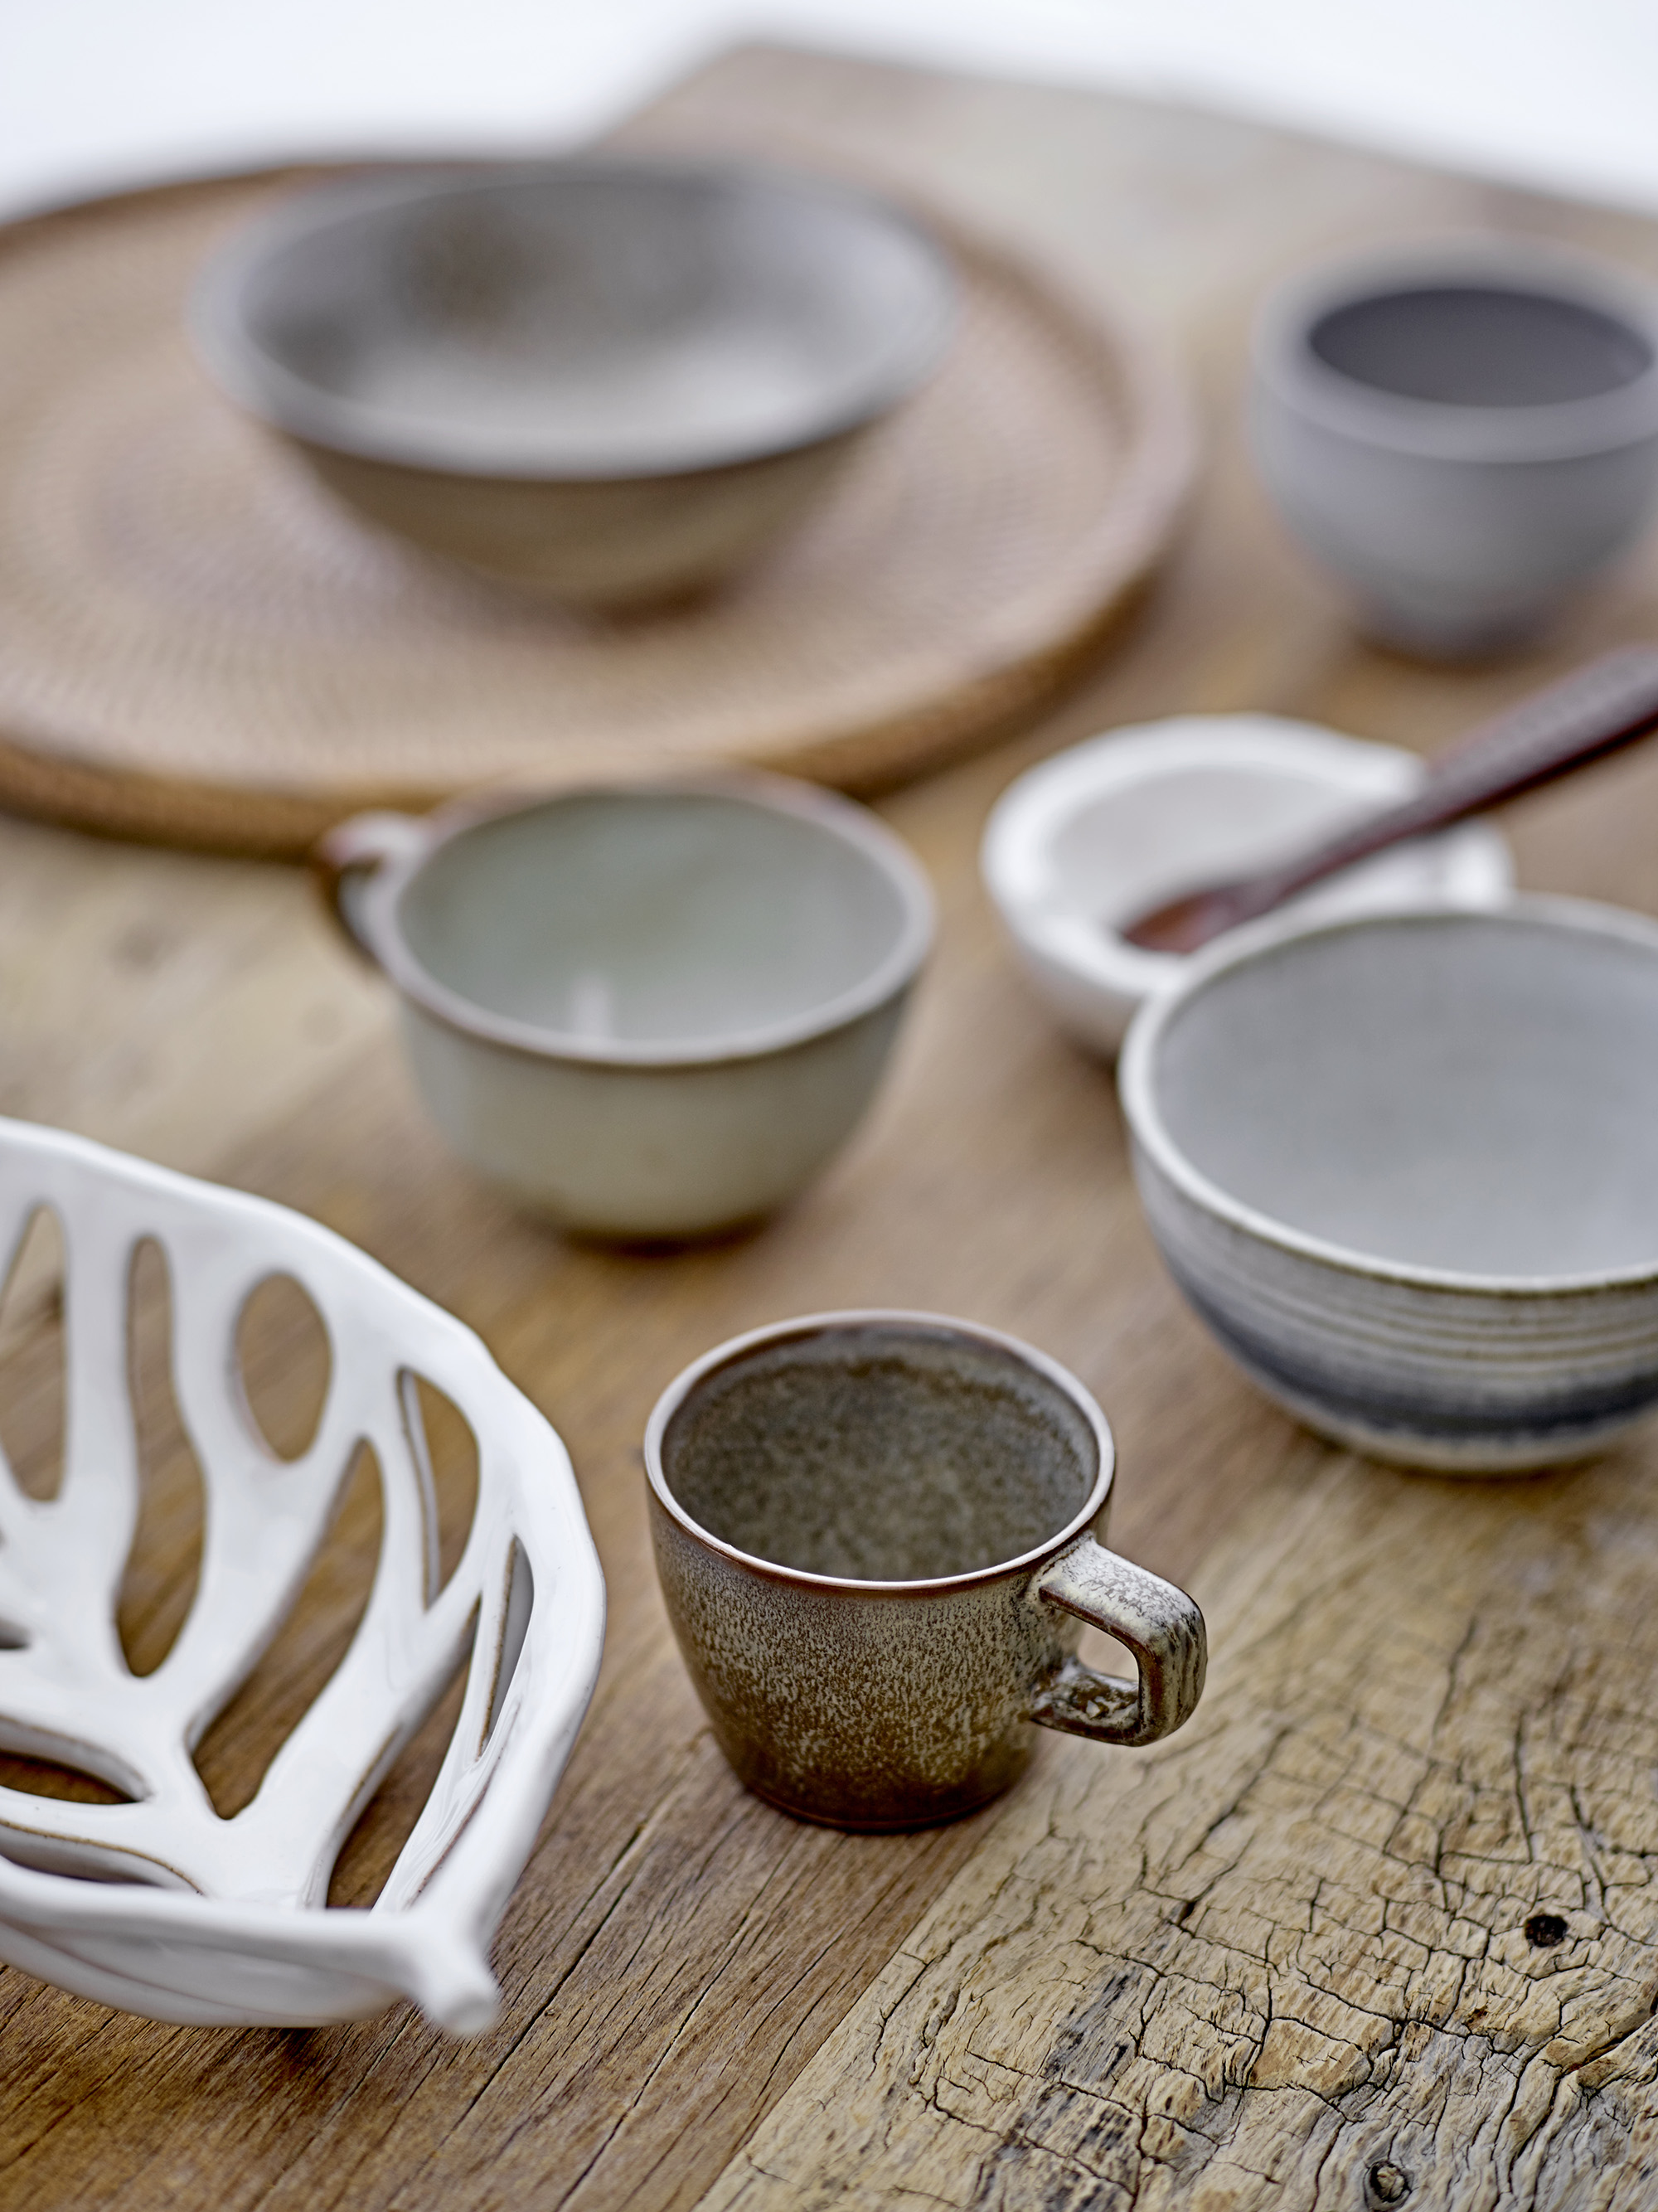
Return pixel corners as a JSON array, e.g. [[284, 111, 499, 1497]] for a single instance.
[[1118, 898, 1658, 1472]]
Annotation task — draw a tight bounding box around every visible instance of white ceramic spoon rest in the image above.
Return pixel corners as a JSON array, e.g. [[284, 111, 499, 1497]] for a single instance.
[[0, 1118, 604, 2033]]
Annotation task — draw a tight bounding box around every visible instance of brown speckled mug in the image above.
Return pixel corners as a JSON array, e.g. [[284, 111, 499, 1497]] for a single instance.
[[644, 1311, 1207, 1830]]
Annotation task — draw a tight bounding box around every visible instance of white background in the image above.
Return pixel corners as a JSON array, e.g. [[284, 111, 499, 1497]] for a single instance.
[[3, 1, 1657, 220]]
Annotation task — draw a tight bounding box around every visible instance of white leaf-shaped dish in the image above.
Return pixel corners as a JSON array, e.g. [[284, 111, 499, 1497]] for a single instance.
[[0, 1118, 604, 2035]]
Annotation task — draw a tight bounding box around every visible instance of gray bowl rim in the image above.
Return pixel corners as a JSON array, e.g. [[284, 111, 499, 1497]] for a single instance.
[[1118, 893, 1658, 1297], [191, 155, 959, 481], [351, 769, 936, 1070], [644, 1308, 1117, 1594], [1251, 235, 1658, 463]]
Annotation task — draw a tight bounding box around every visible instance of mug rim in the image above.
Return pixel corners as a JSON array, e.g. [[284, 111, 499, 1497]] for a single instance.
[[644, 1308, 1117, 1594], [349, 770, 936, 1070], [1251, 235, 1658, 463]]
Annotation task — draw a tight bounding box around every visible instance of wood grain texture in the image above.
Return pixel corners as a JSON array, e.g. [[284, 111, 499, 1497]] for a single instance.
[[0, 808, 390, 1176], [2, 38, 1658, 2212], [698, 1453, 1658, 2212]]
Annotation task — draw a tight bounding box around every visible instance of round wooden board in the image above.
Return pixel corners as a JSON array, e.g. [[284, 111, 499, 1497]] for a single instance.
[[0, 166, 1194, 857]]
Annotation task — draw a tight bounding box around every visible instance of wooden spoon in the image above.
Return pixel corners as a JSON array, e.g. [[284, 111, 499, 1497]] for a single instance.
[[1118, 647, 1658, 954]]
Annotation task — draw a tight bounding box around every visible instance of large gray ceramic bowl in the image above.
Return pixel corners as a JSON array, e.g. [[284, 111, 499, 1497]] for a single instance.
[[192, 159, 957, 609], [1250, 239, 1658, 657], [1119, 899, 1658, 1472]]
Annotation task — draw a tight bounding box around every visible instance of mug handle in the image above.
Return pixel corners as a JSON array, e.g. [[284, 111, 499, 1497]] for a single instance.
[[312, 811, 430, 963], [1029, 1535, 1206, 1746]]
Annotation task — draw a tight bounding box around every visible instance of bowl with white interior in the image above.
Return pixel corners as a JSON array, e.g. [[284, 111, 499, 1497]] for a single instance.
[[0, 1116, 603, 2031], [192, 158, 957, 609], [1120, 898, 1658, 1472], [317, 772, 934, 1242], [982, 715, 1512, 1055]]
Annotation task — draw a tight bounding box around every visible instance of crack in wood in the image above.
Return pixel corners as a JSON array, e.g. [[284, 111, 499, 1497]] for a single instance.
[[696, 1453, 1658, 2210]]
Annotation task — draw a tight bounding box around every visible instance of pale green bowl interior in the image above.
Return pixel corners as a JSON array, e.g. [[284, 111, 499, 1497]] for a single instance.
[[398, 791, 909, 1049]]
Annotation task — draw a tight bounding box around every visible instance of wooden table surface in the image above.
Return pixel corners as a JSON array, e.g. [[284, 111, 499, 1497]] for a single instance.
[[5, 43, 1658, 2212]]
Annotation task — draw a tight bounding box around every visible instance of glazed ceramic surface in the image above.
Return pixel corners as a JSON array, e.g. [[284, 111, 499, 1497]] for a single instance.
[[982, 714, 1512, 1054], [0, 1118, 604, 2032], [1121, 898, 1658, 1471], [645, 1312, 1206, 1830], [1250, 240, 1658, 657], [193, 158, 957, 607], [320, 774, 933, 1241]]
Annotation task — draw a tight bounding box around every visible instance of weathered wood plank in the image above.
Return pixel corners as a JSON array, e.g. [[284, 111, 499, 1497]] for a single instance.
[[0, 808, 389, 1177], [1, 38, 1658, 2212], [696, 1447, 1658, 2211], [0, 773, 1307, 2212]]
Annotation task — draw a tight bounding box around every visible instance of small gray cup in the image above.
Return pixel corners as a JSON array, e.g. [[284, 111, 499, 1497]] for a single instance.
[[1250, 239, 1658, 658], [645, 1311, 1206, 1831]]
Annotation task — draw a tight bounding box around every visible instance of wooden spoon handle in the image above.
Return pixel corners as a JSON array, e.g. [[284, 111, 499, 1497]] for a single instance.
[[1260, 646, 1658, 909]]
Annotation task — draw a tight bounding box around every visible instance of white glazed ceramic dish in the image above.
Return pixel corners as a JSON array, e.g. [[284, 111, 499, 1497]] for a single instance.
[[981, 714, 1513, 1055], [320, 773, 934, 1242], [0, 1118, 604, 2032], [1250, 239, 1658, 657], [1120, 898, 1658, 1472], [192, 158, 957, 608]]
